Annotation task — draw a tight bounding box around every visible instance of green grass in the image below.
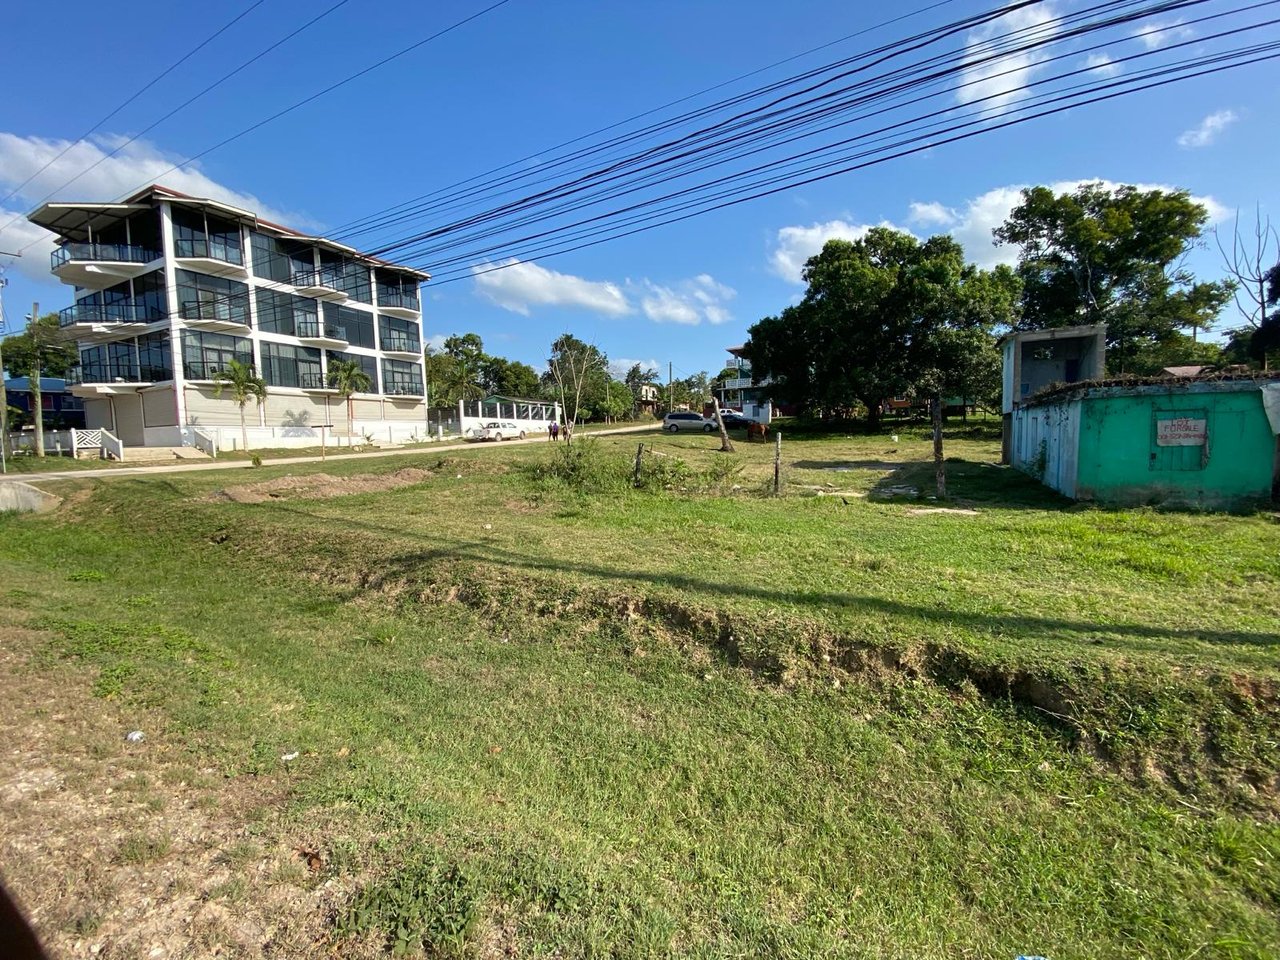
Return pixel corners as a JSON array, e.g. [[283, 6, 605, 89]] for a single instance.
[[3, 424, 1279, 957]]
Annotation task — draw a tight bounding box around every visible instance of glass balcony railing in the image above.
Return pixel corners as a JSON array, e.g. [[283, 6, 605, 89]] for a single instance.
[[183, 360, 241, 381], [381, 333, 421, 353], [67, 365, 147, 385], [52, 243, 160, 269], [174, 237, 243, 265], [376, 288, 420, 311], [385, 382, 425, 396], [290, 266, 344, 290], [180, 299, 250, 325], [59, 300, 165, 327], [299, 371, 329, 390], [296, 319, 347, 342]]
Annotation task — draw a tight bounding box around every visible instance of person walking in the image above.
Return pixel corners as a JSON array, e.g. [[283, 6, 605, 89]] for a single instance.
[[550, 421, 560, 442], [548, 421, 555, 442]]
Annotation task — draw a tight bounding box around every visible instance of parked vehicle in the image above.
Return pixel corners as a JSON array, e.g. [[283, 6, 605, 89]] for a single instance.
[[663, 411, 715, 433], [718, 412, 758, 430], [472, 420, 525, 441]]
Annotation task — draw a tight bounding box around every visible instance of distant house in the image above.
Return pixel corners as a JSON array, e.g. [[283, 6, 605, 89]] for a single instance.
[[637, 383, 661, 415], [4, 376, 86, 430], [714, 346, 775, 422]]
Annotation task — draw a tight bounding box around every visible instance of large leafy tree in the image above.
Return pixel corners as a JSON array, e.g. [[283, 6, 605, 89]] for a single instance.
[[2, 311, 78, 456], [742, 229, 1016, 430], [1251, 262, 1280, 366], [480, 355, 541, 398], [993, 183, 1233, 372]]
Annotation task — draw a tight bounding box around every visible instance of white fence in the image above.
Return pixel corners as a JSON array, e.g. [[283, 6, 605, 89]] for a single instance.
[[459, 398, 560, 439], [7, 430, 75, 456]]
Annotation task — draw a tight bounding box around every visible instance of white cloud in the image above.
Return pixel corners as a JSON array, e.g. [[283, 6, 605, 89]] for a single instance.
[[424, 333, 449, 352], [471, 258, 631, 317], [1177, 110, 1238, 149], [957, 5, 1058, 111], [908, 201, 956, 227], [1133, 19, 1194, 50], [769, 218, 911, 283], [608, 357, 660, 378], [1084, 53, 1120, 77], [639, 274, 735, 325], [0, 131, 317, 283]]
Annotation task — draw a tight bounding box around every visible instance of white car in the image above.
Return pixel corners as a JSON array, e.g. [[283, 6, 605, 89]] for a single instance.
[[472, 420, 525, 441]]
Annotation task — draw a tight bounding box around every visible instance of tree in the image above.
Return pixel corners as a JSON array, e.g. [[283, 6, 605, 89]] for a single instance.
[[423, 344, 456, 405], [1216, 208, 1277, 369], [442, 333, 486, 401], [547, 334, 606, 437], [742, 229, 1014, 431], [1, 311, 77, 457], [993, 183, 1233, 372], [1252, 262, 1280, 365], [480, 355, 541, 398], [327, 358, 373, 446], [213, 358, 268, 454]]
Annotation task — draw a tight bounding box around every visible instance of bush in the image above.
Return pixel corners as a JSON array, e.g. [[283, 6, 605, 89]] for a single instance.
[[526, 439, 631, 494]]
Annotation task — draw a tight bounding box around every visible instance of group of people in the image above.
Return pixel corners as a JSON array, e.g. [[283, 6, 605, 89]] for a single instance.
[[547, 420, 574, 442]]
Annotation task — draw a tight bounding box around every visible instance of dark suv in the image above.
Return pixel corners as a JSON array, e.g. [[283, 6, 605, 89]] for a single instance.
[[662, 411, 715, 433]]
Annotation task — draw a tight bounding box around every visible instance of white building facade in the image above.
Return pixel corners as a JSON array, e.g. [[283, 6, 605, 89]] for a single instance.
[[30, 184, 431, 451]]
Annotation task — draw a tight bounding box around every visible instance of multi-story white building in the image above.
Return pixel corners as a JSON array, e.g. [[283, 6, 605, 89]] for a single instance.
[[30, 184, 430, 451]]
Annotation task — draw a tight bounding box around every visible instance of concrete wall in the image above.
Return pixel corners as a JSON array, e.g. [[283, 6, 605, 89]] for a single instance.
[[1075, 386, 1276, 508], [112, 394, 146, 446], [142, 387, 179, 427], [1011, 397, 1081, 498], [0, 482, 61, 513], [84, 398, 112, 430]]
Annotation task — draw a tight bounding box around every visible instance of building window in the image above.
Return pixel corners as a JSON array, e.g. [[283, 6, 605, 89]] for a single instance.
[[322, 303, 375, 348], [261, 342, 323, 389], [181, 330, 252, 381], [172, 206, 243, 264], [138, 331, 173, 382], [177, 269, 250, 326], [376, 273, 419, 311], [327, 350, 378, 388], [319, 250, 371, 302], [250, 231, 313, 283], [80, 341, 140, 383], [256, 288, 319, 336], [378, 315, 421, 353], [381, 358, 424, 396]]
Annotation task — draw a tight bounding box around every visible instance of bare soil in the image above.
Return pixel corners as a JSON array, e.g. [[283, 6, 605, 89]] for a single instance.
[[202, 468, 434, 505], [0, 614, 358, 959]]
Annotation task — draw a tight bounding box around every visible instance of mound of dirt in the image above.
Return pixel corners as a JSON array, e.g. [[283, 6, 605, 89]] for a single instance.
[[205, 467, 434, 504]]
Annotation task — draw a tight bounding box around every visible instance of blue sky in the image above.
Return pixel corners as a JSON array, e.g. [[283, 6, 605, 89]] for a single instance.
[[1, 0, 1277, 379]]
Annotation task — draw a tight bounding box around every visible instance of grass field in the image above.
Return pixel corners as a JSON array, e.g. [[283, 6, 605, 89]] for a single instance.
[[1, 423, 1277, 958]]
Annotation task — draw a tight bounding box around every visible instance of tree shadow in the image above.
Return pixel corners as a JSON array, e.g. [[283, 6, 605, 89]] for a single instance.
[[247, 500, 1279, 651]]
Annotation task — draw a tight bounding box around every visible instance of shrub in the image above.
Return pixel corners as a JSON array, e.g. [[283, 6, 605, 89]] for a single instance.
[[526, 439, 630, 494]]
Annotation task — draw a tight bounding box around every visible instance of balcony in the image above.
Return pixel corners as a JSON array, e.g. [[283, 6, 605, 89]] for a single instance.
[[65, 364, 153, 397], [173, 238, 247, 279], [380, 333, 422, 359], [384, 383, 425, 399], [296, 319, 349, 350], [290, 267, 348, 301], [51, 242, 161, 289], [299, 371, 334, 392], [183, 360, 242, 383], [180, 299, 252, 334], [58, 300, 163, 341], [376, 288, 420, 319]]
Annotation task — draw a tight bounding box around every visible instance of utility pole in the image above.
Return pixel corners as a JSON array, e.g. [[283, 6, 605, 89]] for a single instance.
[[667, 361, 673, 412], [29, 302, 44, 457], [0, 257, 15, 474]]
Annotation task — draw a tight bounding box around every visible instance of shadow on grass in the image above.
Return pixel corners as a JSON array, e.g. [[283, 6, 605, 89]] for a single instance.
[[252, 499, 1278, 651], [866, 459, 1075, 510]]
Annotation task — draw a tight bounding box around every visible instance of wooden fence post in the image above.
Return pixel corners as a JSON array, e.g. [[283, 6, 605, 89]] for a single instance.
[[773, 431, 782, 495], [633, 442, 644, 486]]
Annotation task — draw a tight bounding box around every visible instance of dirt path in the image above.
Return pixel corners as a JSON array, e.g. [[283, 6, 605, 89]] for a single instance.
[[1, 423, 660, 485]]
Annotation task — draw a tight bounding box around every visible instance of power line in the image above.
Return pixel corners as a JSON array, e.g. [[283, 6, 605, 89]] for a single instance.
[[1, 0, 357, 247], [0, 1, 266, 211]]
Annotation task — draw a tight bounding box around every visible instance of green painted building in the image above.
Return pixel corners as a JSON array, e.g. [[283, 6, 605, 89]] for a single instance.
[[1011, 377, 1280, 508]]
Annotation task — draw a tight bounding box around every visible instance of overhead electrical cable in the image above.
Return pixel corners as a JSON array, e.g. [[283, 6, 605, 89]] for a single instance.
[[0, 0, 267, 210]]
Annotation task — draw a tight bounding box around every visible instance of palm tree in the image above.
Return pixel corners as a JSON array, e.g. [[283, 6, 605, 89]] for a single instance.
[[212, 359, 267, 454], [328, 358, 372, 446]]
